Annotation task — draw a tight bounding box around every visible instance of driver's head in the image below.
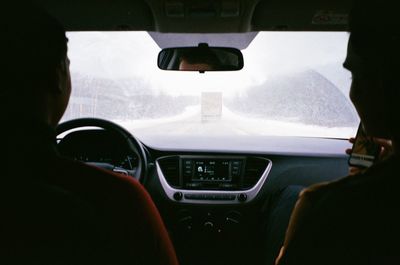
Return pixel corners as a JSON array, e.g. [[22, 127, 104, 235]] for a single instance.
[[178, 48, 219, 71], [345, 0, 400, 139], [179, 59, 214, 72], [2, 2, 71, 128]]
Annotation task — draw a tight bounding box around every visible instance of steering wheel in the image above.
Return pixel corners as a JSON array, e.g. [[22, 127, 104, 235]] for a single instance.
[[56, 118, 148, 182]]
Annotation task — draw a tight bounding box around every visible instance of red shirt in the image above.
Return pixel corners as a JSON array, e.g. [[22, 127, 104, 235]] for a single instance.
[[1, 122, 179, 265]]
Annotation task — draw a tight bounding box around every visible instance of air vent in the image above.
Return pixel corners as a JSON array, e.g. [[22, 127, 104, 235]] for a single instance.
[[242, 157, 269, 189], [158, 156, 180, 188]]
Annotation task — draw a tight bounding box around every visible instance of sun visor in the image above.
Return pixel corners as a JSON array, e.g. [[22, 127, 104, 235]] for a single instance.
[[148, 32, 258, 49]]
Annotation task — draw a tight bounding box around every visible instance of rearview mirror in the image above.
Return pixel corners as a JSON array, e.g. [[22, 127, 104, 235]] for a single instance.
[[157, 44, 244, 73]]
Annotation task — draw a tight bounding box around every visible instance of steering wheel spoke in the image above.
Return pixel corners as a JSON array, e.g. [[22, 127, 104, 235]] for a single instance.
[[56, 118, 147, 182]]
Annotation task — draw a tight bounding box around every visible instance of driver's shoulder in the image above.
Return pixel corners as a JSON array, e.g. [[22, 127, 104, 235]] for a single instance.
[[50, 156, 147, 205]]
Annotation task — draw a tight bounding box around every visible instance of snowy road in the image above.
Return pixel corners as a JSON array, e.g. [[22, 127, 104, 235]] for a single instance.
[[118, 105, 356, 139]]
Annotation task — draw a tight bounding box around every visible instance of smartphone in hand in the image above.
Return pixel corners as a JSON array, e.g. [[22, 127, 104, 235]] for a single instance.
[[348, 123, 381, 168]]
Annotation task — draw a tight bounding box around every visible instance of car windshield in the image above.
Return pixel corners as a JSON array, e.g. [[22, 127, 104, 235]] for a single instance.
[[63, 31, 358, 147]]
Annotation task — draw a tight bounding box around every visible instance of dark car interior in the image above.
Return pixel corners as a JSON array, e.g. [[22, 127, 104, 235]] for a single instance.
[[16, 0, 355, 264]]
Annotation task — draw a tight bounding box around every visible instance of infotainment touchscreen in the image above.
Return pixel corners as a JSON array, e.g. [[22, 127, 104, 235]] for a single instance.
[[192, 160, 231, 182]]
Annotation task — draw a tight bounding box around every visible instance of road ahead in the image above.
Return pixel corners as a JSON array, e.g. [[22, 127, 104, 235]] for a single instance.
[[120, 105, 355, 139]]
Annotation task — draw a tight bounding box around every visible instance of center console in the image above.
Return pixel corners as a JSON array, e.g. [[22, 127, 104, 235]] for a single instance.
[[156, 155, 272, 204], [155, 155, 272, 265]]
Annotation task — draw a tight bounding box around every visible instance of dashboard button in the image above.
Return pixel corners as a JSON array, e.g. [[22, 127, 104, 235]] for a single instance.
[[204, 221, 214, 228], [227, 195, 236, 200], [184, 193, 237, 201], [184, 194, 203, 200], [203, 194, 212, 200], [214, 194, 224, 200], [183, 160, 192, 165], [186, 183, 201, 188]]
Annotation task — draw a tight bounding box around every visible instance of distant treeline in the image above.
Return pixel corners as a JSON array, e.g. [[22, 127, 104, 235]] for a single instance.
[[225, 69, 359, 127], [63, 72, 198, 121]]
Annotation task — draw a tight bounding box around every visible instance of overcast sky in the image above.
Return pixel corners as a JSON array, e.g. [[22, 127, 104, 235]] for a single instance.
[[67, 31, 351, 96]]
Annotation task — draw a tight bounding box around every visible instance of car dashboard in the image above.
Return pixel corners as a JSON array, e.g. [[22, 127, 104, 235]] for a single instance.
[[57, 127, 351, 265]]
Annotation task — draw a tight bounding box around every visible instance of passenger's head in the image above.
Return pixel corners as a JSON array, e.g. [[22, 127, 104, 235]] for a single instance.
[[345, 0, 400, 139], [2, 2, 70, 128]]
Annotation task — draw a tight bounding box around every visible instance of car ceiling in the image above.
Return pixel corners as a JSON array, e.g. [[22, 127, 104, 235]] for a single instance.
[[35, 0, 353, 33]]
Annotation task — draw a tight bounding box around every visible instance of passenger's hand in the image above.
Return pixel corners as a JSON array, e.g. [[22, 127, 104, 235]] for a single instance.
[[345, 137, 355, 156], [373, 138, 393, 161], [346, 137, 393, 175], [346, 138, 362, 175]]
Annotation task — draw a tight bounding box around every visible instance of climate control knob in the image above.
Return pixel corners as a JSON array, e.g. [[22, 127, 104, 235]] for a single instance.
[[238, 193, 247, 202], [173, 192, 183, 201]]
